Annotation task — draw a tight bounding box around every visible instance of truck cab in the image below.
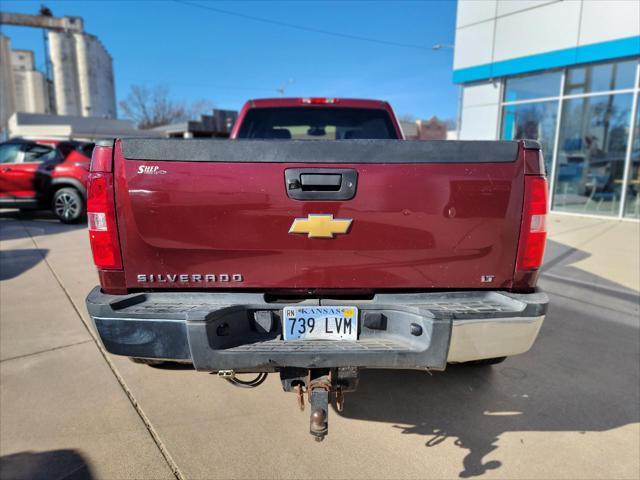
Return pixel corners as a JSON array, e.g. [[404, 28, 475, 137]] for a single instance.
[[230, 97, 404, 140]]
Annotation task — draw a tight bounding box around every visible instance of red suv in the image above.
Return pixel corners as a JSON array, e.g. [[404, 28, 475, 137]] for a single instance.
[[0, 138, 94, 223]]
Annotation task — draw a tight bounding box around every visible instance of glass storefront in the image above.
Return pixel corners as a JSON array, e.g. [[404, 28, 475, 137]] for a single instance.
[[624, 98, 640, 219], [564, 59, 637, 95], [500, 58, 640, 219], [553, 94, 632, 215], [504, 70, 562, 101], [501, 101, 557, 175]]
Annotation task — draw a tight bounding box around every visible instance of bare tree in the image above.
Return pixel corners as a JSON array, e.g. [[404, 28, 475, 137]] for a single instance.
[[186, 98, 215, 121], [398, 113, 417, 123], [119, 85, 214, 130], [441, 118, 457, 130]]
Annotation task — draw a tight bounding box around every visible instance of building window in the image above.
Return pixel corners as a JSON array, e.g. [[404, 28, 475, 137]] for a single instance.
[[501, 102, 558, 175], [500, 58, 640, 219], [565, 59, 637, 95], [624, 97, 640, 219], [504, 70, 562, 102], [502, 71, 563, 176], [552, 93, 633, 216]]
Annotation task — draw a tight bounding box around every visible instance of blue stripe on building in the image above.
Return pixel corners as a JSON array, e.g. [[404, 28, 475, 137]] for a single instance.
[[453, 36, 640, 83]]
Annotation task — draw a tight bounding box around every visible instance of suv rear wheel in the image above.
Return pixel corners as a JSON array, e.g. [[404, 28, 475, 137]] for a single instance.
[[52, 187, 85, 224]]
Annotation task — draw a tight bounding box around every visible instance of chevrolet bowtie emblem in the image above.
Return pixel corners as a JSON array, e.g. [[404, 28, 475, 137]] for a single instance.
[[289, 214, 353, 239]]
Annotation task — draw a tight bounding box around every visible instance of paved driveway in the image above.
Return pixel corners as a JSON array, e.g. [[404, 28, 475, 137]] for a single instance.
[[1, 211, 638, 479]]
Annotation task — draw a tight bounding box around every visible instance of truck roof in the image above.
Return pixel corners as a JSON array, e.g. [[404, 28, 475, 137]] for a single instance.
[[246, 98, 391, 109]]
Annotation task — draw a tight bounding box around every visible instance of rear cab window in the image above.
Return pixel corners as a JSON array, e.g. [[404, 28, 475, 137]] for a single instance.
[[236, 107, 399, 140]]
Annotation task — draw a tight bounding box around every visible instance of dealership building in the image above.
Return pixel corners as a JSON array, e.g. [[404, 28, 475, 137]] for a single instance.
[[454, 0, 640, 219]]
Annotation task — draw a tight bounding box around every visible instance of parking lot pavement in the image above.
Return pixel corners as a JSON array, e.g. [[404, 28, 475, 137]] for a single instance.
[[1, 209, 639, 479], [0, 213, 175, 480], [544, 214, 640, 293]]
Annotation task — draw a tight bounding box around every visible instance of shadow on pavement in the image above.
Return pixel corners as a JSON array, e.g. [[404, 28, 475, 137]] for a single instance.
[[340, 304, 638, 477], [0, 210, 86, 242], [0, 249, 48, 280], [541, 239, 638, 299], [150, 361, 195, 370], [0, 449, 94, 480], [339, 239, 639, 478]]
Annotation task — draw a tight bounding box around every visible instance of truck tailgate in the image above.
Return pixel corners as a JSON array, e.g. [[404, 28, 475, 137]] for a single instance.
[[114, 139, 524, 291]]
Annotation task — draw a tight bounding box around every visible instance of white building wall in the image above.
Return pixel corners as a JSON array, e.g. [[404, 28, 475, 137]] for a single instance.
[[459, 81, 502, 140], [74, 32, 116, 118], [492, 1, 582, 62], [495, 1, 556, 18], [1, 41, 51, 133], [7, 112, 156, 140], [0, 35, 16, 136], [81, 34, 116, 118], [455, 0, 640, 70], [74, 32, 92, 117], [453, 20, 495, 70], [12, 70, 29, 112], [578, 0, 640, 46], [10, 50, 35, 71], [49, 31, 81, 116], [455, 0, 496, 28], [22, 71, 49, 113], [10, 50, 50, 115], [48, 31, 116, 118], [454, 0, 640, 139]]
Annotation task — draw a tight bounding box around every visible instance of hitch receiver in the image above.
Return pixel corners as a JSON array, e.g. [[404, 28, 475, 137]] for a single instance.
[[309, 386, 329, 441], [280, 367, 360, 441]]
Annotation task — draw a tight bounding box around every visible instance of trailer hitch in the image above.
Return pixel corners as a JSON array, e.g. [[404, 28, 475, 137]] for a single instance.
[[280, 367, 360, 441], [308, 375, 331, 441]]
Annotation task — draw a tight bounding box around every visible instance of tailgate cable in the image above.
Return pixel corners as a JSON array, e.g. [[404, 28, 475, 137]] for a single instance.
[[215, 371, 268, 388]]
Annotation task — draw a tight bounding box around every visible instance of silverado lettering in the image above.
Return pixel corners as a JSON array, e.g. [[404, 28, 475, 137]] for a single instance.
[[136, 274, 243, 283]]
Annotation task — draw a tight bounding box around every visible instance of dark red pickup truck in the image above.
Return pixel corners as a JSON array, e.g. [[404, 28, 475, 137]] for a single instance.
[[85, 98, 548, 440]]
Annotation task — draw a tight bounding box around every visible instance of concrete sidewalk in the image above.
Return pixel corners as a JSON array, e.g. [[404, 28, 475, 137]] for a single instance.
[[0, 217, 176, 479], [544, 213, 640, 293]]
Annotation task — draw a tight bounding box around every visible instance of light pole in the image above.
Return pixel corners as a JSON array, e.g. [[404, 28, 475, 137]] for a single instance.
[[432, 43, 462, 139], [277, 78, 295, 97], [432, 44, 454, 50]]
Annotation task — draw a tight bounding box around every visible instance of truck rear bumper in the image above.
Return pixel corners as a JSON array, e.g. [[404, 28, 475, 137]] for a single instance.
[[85, 288, 547, 371], [447, 315, 544, 363]]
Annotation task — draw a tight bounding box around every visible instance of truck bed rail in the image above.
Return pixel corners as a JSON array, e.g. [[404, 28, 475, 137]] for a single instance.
[[119, 138, 522, 164]]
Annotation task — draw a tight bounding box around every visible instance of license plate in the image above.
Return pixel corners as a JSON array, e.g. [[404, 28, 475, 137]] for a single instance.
[[282, 306, 358, 341]]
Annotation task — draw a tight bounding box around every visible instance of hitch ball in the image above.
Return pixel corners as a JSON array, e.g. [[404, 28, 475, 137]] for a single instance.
[[310, 407, 328, 442]]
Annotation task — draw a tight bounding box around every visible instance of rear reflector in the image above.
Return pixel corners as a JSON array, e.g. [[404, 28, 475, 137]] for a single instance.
[[87, 172, 122, 269], [87, 212, 107, 231], [516, 176, 548, 271]]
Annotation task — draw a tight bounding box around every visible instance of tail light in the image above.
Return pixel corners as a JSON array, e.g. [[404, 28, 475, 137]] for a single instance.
[[87, 146, 122, 269], [516, 176, 548, 271]]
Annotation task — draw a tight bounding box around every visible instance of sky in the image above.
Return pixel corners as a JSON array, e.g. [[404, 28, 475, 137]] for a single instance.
[[1, 0, 459, 121]]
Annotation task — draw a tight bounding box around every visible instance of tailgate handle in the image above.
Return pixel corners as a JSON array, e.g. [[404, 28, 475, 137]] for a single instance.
[[300, 173, 341, 191], [285, 168, 357, 201]]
